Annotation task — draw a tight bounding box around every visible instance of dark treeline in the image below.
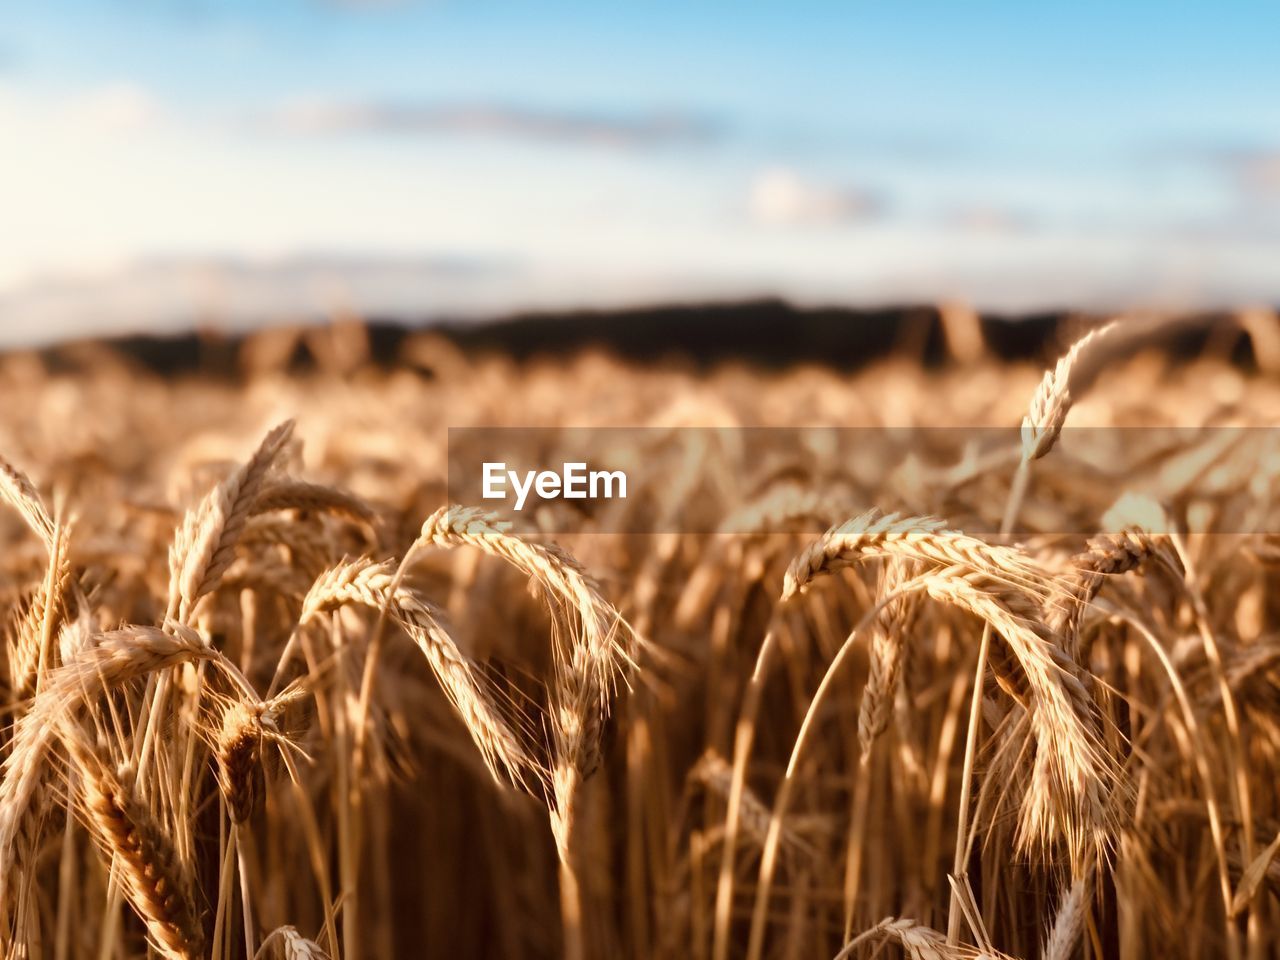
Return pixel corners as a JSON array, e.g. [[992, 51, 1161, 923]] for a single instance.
[[28, 298, 1251, 378]]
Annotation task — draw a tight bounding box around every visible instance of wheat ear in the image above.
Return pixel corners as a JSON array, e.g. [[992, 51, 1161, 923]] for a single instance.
[[691, 750, 810, 857], [0, 624, 231, 896], [0, 455, 55, 547], [8, 520, 76, 701], [1, 455, 76, 702], [62, 729, 204, 960], [260, 925, 332, 959], [168, 419, 295, 621], [836, 916, 996, 960], [922, 573, 1117, 861], [1021, 320, 1118, 461], [215, 699, 267, 824], [1042, 871, 1090, 960], [252, 478, 377, 525], [782, 509, 1051, 604]]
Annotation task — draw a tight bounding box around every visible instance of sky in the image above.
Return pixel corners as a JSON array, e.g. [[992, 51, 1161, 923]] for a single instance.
[[1, 1, 1278, 345]]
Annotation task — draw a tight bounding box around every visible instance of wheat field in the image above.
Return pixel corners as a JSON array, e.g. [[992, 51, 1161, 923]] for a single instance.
[[2, 312, 1280, 959]]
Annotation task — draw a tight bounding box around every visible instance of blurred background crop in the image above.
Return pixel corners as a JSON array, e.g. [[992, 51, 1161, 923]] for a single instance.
[[1, 1, 1278, 347]]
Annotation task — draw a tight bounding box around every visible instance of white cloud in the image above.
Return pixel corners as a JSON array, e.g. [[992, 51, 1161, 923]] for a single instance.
[[1234, 150, 1280, 198], [62, 83, 162, 134], [270, 97, 722, 148], [1176, 144, 1280, 201], [941, 204, 1034, 236], [748, 168, 883, 226]]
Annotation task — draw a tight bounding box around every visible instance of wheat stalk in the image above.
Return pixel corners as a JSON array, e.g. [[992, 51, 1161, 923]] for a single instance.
[[691, 750, 810, 857]]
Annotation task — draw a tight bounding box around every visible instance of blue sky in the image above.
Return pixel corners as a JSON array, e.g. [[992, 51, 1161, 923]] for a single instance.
[[1, 1, 1277, 343]]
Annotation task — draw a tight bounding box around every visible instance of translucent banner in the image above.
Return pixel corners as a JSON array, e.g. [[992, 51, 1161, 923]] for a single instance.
[[447, 426, 1280, 535]]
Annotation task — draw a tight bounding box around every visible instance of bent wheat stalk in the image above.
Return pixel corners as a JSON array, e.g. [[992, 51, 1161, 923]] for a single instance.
[[417, 505, 635, 860], [1055, 530, 1172, 657], [300, 556, 536, 791], [835, 916, 998, 960], [950, 318, 1121, 946]]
